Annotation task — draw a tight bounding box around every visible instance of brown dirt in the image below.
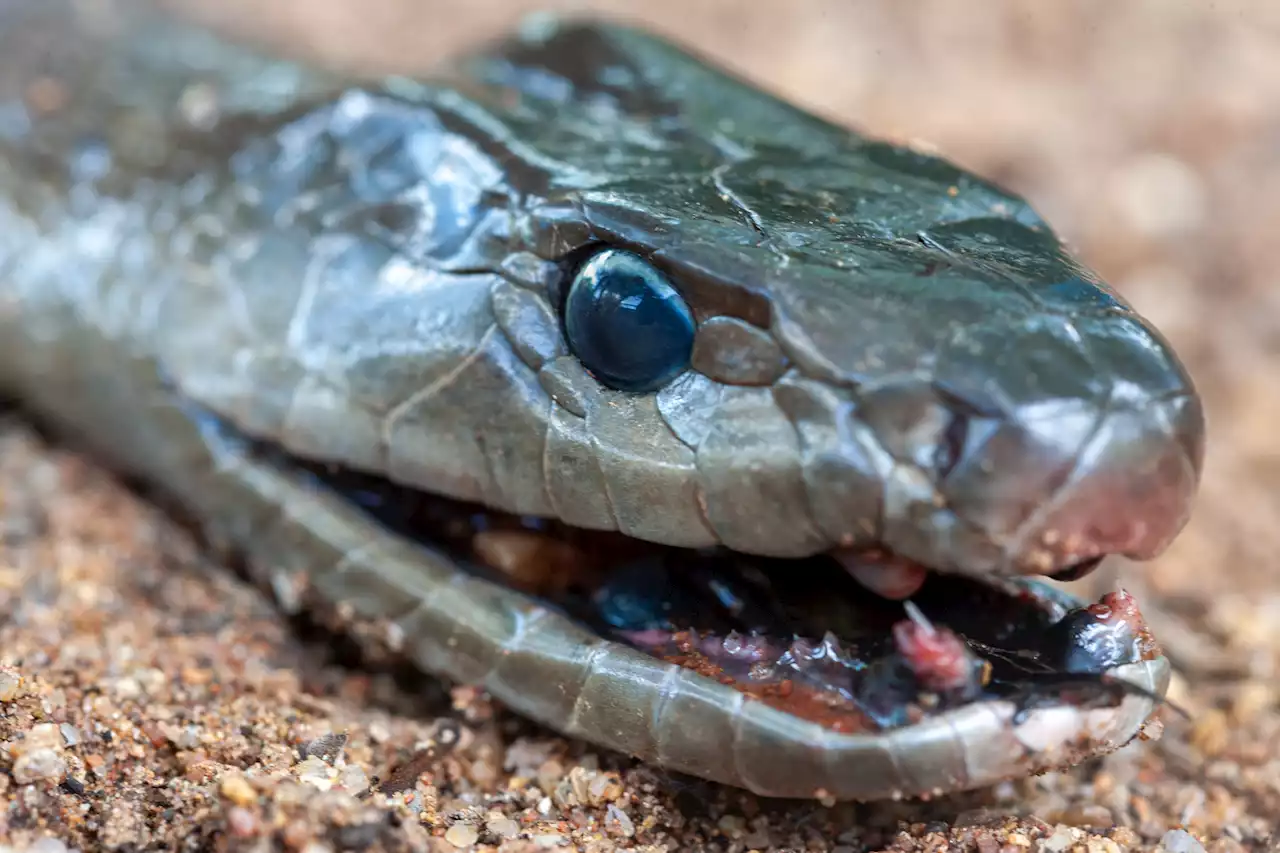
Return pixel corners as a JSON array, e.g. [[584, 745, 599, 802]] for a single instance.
[[3, 2, 1279, 851]]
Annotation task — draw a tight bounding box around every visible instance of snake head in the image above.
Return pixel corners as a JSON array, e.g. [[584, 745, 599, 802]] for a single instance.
[[406, 17, 1212, 585], [195, 16, 1202, 588], [523, 161, 1203, 584], [448, 16, 1198, 581]]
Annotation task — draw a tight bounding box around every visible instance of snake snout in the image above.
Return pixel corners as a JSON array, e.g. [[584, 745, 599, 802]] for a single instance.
[[772, 350, 1203, 581], [920, 386, 1204, 580], [994, 390, 1205, 575], [924, 309, 1208, 577]]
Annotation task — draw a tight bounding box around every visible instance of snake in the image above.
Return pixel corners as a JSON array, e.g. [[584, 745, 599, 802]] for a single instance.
[[0, 0, 1204, 800]]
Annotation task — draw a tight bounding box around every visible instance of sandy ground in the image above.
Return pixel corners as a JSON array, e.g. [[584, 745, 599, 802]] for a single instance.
[[3, 1, 1280, 850]]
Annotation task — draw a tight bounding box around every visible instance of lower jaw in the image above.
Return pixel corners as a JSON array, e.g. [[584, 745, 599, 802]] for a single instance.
[[283, 451, 1164, 736]]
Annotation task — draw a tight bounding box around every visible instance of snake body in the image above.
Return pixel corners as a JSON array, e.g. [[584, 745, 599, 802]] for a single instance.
[[0, 1, 1203, 799]]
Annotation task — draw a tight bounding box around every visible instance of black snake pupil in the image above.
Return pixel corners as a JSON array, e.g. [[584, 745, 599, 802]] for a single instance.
[[564, 248, 696, 392]]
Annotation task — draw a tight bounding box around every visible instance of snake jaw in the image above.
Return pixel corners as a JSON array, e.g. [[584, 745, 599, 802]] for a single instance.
[[291, 444, 1166, 739]]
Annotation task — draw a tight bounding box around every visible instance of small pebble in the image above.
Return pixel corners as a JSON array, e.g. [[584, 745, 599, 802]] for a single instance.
[[302, 731, 348, 761], [226, 806, 259, 838], [109, 676, 142, 700], [485, 815, 520, 839], [587, 771, 623, 804], [0, 669, 22, 702], [19, 723, 65, 753], [295, 756, 337, 791], [444, 823, 479, 848], [1042, 826, 1079, 852], [718, 815, 747, 836], [605, 804, 635, 838], [1160, 829, 1208, 853], [219, 773, 258, 806], [338, 764, 369, 794], [13, 749, 68, 784]]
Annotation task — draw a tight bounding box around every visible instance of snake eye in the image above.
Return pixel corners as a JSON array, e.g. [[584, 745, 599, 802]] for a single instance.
[[564, 248, 696, 392]]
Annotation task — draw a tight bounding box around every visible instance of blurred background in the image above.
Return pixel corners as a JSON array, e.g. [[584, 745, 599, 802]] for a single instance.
[[7, 0, 1280, 848]]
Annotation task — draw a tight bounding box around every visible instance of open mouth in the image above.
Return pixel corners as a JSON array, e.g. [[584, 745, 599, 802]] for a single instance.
[[285, 448, 1166, 736]]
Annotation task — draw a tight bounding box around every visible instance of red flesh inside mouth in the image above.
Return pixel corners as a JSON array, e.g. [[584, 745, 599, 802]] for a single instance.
[[832, 547, 929, 600]]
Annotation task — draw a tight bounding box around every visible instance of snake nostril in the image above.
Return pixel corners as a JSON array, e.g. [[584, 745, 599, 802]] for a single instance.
[[1048, 555, 1106, 582], [932, 410, 970, 480]]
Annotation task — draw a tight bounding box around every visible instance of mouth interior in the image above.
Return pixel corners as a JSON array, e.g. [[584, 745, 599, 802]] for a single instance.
[[291, 457, 1159, 734]]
